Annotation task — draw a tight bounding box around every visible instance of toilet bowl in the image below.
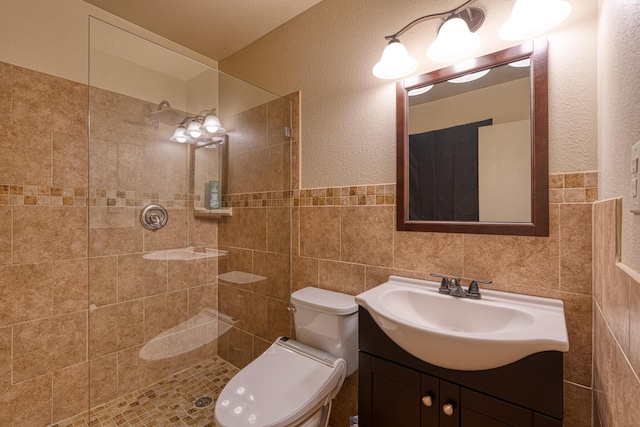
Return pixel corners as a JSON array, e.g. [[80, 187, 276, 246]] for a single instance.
[[215, 287, 358, 427]]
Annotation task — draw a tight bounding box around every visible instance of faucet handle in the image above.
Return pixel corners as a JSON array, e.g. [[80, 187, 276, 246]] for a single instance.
[[430, 273, 450, 294], [467, 279, 492, 299]]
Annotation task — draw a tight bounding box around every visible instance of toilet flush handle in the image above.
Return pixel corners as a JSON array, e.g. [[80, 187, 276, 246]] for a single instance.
[[287, 305, 297, 314]]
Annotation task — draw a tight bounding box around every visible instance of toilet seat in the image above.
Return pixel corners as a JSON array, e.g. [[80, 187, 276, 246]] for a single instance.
[[215, 338, 347, 427]]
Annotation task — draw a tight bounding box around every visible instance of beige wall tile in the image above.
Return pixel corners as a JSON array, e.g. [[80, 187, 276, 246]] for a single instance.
[[219, 207, 267, 251], [13, 311, 87, 383], [394, 231, 464, 276], [463, 205, 560, 288], [318, 260, 365, 296], [227, 327, 254, 369], [89, 256, 118, 307], [188, 210, 218, 247], [168, 257, 208, 292], [594, 308, 615, 427], [266, 298, 292, 342], [602, 266, 630, 354], [253, 251, 289, 299], [89, 207, 136, 229], [300, 206, 340, 260], [252, 336, 271, 359], [188, 284, 218, 322], [593, 201, 605, 306], [0, 206, 11, 266], [143, 208, 189, 252], [116, 344, 171, 396], [341, 206, 393, 267], [53, 131, 88, 188], [563, 382, 592, 427], [0, 262, 52, 326], [144, 290, 189, 341], [0, 62, 10, 119], [13, 206, 87, 263], [13, 66, 87, 135], [226, 104, 267, 156], [565, 173, 585, 188], [89, 353, 118, 408], [218, 247, 253, 276], [89, 300, 144, 359], [229, 145, 285, 193], [118, 253, 167, 301], [117, 142, 166, 193], [292, 255, 318, 293], [218, 284, 267, 339], [365, 266, 426, 290], [0, 124, 52, 186], [162, 141, 189, 194], [53, 258, 88, 315], [0, 374, 52, 426], [267, 97, 291, 146], [329, 371, 357, 427], [89, 226, 143, 257], [0, 326, 10, 388], [267, 206, 291, 254], [560, 292, 593, 387], [53, 362, 89, 423], [560, 204, 593, 294], [630, 276, 640, 376], [89, 137, 118, 191]]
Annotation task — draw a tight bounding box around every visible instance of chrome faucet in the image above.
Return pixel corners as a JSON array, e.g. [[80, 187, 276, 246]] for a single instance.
[[430, 273, 492, 299]]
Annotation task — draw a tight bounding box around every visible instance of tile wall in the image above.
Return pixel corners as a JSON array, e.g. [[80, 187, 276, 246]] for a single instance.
[[592, 198, 640, 426], [0, 61, 219, 426]]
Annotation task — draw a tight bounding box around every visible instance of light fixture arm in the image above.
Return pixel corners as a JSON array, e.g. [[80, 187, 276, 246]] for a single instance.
[[177, 108, 219, 126], [384, 0, 479, 40]]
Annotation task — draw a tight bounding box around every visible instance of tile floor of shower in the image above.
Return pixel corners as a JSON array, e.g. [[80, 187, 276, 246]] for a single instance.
[[50, 357, 239, 427]]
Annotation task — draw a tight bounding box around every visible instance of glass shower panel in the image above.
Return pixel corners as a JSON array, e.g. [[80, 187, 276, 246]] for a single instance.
[[88, 17, 291, 425]]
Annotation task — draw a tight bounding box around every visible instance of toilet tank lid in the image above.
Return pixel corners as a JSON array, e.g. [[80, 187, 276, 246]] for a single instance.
[[291, 287, 358, 315]]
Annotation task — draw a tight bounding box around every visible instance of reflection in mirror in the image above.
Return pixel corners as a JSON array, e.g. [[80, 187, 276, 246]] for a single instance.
[[397, 41, 549, 236], [194, 139, 224, 210], [408, 62, 531, 222]]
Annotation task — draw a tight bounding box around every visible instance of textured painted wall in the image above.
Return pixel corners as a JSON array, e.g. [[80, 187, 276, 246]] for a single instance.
[[220, 0, 598, 188], [598, 0, 640, 272]]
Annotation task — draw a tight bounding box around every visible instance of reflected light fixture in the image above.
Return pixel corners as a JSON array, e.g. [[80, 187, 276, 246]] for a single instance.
[[499, 0, 572, 41], [372, 0, 572, 80], [170, 108, 226, 144], [408, 84, 434, 96], [448, 68, 490, 83]]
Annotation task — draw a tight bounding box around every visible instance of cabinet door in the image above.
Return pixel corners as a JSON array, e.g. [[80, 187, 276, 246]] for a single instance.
[[371, 356, 421, 427], [420, 374, 440, 426], [439, 380, 460, 427], [460, 388, 533, 427]]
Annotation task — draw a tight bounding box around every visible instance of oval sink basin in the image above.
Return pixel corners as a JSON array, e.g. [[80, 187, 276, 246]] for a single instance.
[[355, 276, 569, 371]]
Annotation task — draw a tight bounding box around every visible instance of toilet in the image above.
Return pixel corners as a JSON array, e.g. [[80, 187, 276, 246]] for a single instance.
[[215, 287, 358, 427]]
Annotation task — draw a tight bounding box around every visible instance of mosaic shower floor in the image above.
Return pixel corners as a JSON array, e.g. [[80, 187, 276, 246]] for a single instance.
[[51, 357, 239, 427]]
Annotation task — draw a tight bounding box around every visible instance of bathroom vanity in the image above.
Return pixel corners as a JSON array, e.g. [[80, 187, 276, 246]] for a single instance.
[[358, 307, 564, 427]]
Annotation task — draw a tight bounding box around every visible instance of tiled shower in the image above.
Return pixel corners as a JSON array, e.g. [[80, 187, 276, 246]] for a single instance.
[[0, 19, 294, 426]]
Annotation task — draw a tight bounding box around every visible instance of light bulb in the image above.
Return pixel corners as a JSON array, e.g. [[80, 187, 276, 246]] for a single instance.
[[372, 39, 418, 80], [427, 17, 481, 63], [169, 126, 192, 143], [186, 120, 203, 138]]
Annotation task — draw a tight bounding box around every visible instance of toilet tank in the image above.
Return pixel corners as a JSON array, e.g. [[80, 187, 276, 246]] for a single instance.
[[291, 287, 359, 376]]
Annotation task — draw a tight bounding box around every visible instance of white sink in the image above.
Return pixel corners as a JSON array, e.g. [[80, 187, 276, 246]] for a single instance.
[[355, 276, 569, 371]]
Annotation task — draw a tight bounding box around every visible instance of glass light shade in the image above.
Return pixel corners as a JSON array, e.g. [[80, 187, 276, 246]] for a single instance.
[[408, 85, 434, 96], [448, 68, 490, 83], [508, 58, 531, 68], [499, 0, 572, 41], [426, 17, 481, 63], [186, 120, 203, 138], [201, 114, 226, 134], [372, 39, 418, 80], [169, 126, 193, 143]]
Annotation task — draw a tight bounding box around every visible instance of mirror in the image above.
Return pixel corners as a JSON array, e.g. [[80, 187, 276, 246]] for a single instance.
[[396, 41, 549, 236], [192, 137, 227, 210]]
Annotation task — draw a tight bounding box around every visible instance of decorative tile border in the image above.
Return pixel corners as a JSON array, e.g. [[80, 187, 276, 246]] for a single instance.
[[549, 171, 598, 203], [0, 185, 195, 208]]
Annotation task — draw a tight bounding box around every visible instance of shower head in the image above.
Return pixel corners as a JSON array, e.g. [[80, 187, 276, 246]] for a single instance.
[[146, 100, 186, 129]]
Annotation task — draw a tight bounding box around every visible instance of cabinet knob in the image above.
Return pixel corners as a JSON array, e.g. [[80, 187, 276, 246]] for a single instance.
[[442, 403, 454, 416], [421, 395, 433, 407]]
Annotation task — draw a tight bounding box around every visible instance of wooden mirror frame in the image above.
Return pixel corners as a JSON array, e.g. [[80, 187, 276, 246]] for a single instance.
[[396, 40, 549, 236]]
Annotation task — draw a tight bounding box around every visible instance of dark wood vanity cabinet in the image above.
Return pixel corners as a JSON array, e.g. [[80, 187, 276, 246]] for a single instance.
[[358, 308, 563, 427]]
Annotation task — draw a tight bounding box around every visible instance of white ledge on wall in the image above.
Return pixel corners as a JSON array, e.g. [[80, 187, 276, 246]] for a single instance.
[[193, 207, 233, 218]]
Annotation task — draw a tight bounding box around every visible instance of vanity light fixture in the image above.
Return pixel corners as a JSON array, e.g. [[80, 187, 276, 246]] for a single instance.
[[499, 0, 572, 41], [170, 109, 226, 144], [408, 84, 434, 96], [372, 0, 571, 80]]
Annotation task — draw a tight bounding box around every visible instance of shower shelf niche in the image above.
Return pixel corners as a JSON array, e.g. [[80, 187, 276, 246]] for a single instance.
[[193, 207, 233, 218]]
